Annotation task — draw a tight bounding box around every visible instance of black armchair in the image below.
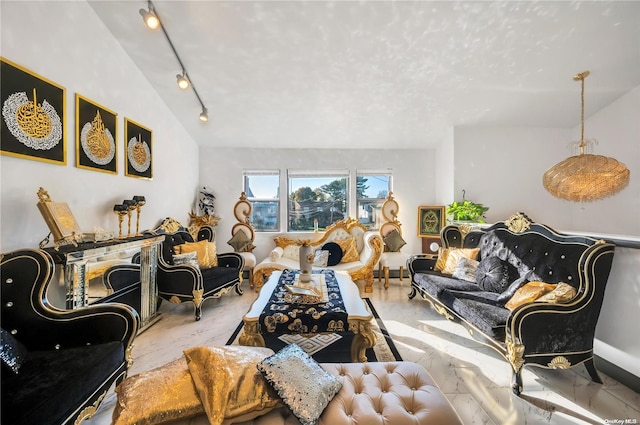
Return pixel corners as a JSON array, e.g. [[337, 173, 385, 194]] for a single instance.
[[157, 225, 244, 320], [1, 249, 139, 425]]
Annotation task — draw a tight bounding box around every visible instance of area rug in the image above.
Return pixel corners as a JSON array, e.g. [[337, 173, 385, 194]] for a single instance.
[[226, 298, 402, 363]]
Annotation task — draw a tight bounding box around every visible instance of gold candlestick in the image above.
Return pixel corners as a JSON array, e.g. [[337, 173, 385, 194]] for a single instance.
[[113, 204, 128, 239], [123, 200, 136, 238], [133, 195, 146, 236]]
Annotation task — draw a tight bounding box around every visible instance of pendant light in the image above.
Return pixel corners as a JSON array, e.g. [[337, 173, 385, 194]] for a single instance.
[[543, 71, 630, 202]]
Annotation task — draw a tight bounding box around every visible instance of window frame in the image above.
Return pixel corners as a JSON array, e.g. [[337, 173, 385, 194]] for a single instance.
[[243, 170, 280, 232], [356, 169, 393, 230]]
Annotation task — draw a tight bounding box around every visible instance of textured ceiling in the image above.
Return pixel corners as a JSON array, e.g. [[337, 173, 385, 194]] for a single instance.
[[89, 1, 640, 149]]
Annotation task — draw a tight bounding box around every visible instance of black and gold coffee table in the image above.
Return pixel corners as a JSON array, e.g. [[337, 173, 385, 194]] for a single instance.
[[239, 270, 376, 362]]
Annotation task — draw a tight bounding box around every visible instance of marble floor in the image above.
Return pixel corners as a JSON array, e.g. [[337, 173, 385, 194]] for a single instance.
[[87, 278, 640, 425]]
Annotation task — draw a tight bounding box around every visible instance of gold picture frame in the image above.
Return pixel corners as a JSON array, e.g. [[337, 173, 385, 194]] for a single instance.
[[75, 94, 117, 174], [124, 117, 152, 180], [418, 205, 445, 237], [1, 57, 66, 165]]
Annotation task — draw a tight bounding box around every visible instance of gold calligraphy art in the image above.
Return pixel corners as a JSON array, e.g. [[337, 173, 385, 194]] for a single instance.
[[81, 110, 115, 165], [2, 88, 62, 150], [128, 134, 151, 173]]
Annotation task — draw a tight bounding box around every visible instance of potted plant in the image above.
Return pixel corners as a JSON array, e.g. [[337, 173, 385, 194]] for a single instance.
[[446, 191, 489, 223]]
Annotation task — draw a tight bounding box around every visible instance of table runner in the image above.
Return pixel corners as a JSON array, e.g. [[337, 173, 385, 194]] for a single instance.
[[259, 269, 347, 335]]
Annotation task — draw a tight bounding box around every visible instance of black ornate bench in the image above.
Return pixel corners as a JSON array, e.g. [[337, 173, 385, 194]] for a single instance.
[[408, 213, 616, 394]]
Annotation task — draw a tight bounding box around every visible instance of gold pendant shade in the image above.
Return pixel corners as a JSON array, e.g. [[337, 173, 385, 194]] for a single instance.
[[543, 71, 630, 202]]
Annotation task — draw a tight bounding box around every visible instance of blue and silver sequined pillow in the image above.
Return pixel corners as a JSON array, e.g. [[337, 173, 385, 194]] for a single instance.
[[257, 344, 342, 425], [1, 328, 28, 374]]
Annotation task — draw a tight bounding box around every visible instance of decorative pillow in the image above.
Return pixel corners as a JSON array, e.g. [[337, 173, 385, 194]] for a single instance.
[[112, 356, 204, 425], [435, 248, 480, 273], [1, 328, 28, 375], [184, 346, 280, 425], [505, 281, 557, 310], [176, 240, 218, 269], [257, 344, 342, 425], [321, 242, 343, 266], [441, 248, 481, 275], [452, 257, 479, 282], [227, 231, 251, 252], [335, 237, 359, 263], [476, 256, 519, 293], [537, 282, 577, 304], [383, 229, 406, 252], [172, 251, 200, 269], [269, 247, 283, 262], [313, 250, 329, 267]]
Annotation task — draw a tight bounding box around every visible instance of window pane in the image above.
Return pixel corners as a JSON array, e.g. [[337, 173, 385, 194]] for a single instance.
[[244, 171, 279, 232], [356, 173, 391, 229], [251, 201, 279, 232], [288, 175, 348, 231]]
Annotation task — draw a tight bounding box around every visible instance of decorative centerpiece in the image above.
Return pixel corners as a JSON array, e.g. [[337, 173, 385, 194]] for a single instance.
[[298, 240, 314, 283]]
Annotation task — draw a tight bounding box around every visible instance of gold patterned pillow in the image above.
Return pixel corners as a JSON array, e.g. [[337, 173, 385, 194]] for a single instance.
[[176, 240, 218, 269], [437, 248, 480, 275], [505, 281, 557, 310], [112, 356, 204, 425], [184, 346, 281, 425], [335, 237, 359, 263]]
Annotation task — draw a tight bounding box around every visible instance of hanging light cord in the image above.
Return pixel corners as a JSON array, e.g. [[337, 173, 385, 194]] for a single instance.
[[147, 0, 207, 120], [573, 71, 589, 154]]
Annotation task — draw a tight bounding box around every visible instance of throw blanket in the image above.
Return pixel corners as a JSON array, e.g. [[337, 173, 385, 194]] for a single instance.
[[259, 269, 347, 335]]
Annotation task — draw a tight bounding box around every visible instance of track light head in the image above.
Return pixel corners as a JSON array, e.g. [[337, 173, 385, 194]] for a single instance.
[[199, 108, 209, 122], [139, 8, 159, 30], [176, 73, 190, 90]]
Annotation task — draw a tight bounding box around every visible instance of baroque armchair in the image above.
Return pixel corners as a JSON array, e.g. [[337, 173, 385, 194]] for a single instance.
[[1, 248, 138, 425], [157, 225, 244, 320], [378, 192, 411, 289], [227, 192, 257, 286]]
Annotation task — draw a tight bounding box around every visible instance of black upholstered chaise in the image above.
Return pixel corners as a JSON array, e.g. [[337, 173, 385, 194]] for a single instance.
[[408, 212, 615, 395], [1, 249, 139, 425]]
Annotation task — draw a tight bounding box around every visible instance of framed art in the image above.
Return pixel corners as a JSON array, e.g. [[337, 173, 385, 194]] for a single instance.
[[124, 117, 152, 179], [76, 94, 117, 174], [1, 57, 66, 165], [417, 205, 446, 237]]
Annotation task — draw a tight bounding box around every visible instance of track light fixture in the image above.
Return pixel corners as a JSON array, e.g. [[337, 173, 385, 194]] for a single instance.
[[139, 2, 159, 30], [176, 73, 190, 90], [140, 1, 208, 122]]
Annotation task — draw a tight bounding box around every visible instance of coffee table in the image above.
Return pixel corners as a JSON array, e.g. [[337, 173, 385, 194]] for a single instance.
[[239, 270, 377, 362]]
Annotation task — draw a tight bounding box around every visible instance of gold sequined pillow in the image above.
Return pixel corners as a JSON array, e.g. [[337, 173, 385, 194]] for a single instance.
[[440, 248, 480, 275], [335, 237, 359, 263], [505, 281, 557, 310], [184, 346, 280, 425], [176, 240, 218, 269], [112, 356, 204, 425]]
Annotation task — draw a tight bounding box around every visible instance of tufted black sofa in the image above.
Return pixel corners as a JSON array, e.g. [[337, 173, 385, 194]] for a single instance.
[[1, 249, 138, 425], [408, 213, 616, 394]]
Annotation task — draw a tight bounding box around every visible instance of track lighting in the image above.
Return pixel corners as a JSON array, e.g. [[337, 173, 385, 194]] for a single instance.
[[141, 1, 209, 122], [139, 5, 159, 30], [176, 73, 190, 90]]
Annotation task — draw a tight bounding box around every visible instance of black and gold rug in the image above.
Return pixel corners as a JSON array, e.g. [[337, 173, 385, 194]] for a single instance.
[[226, 298, 402, 363]]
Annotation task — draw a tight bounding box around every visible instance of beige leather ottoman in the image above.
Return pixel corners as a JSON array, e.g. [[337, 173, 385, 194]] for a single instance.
[[238, 361, 463, 425]]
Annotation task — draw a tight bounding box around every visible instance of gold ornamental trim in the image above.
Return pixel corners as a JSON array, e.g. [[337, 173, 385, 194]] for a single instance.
[[192, 289, 204, 307], [125, 342, 135, 368], [506, 212, 532, 233], [74, 391, 106, 425], [274, 217, 366, 249], [548, 356, 571, 369], [506, 336, 525, 372]]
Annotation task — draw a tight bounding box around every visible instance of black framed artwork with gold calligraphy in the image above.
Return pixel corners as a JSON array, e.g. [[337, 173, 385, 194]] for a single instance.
[[124, 117, 152, 180], [76, 94, 117, 174], [1, 57, 66, 165]]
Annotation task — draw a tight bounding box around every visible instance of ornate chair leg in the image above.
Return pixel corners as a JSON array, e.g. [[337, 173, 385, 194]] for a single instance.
[[584, 358, 603, 384]]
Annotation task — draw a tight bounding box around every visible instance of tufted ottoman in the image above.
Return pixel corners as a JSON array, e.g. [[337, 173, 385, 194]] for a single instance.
[[240, 361, 463, 425]]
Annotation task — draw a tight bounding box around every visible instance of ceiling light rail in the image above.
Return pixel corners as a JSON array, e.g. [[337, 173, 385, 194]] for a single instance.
[[139, 0, 208, 122]]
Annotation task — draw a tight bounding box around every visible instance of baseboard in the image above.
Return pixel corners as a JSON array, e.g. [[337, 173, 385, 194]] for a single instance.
[[594, 355, 640, 394]]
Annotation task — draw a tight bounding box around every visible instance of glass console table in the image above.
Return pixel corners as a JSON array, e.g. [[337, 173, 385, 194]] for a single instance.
[[45, 234, 164, 331]]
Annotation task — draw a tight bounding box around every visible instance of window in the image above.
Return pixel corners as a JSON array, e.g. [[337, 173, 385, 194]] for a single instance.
[[243, 170, 280, 232], [356, 169, 392, 229], [287, 169, 349, 232]]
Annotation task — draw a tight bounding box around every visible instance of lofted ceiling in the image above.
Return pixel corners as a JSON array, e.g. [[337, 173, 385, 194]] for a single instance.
[[88, 0, 640, 150]]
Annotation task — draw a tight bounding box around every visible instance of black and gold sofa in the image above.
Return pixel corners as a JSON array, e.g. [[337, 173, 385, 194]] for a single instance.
[[157, 227, 244, 320], [1, 249, 138, 425], [408, 213, 616, 394]]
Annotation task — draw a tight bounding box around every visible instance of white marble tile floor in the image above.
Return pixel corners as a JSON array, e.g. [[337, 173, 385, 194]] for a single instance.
[[86, 279, 640, 425]]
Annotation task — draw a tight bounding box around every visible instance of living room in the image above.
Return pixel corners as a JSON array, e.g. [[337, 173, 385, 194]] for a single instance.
[[1, 1, 639, 424]]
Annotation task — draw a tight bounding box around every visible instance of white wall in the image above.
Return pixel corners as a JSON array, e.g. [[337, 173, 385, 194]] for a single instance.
[[199, 147, 435, 261], [0, 1, 200, 252]]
